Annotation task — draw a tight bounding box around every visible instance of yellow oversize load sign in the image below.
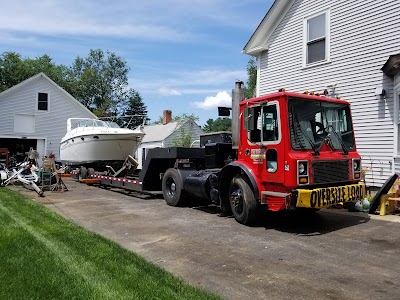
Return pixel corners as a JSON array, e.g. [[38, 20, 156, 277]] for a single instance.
[[296, 184, 365, 209]]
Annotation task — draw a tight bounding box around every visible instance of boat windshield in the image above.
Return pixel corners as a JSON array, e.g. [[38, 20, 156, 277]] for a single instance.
[[288, 97, 355, 152], [71, 119, 121, 129], [105, 121, 121, 128]]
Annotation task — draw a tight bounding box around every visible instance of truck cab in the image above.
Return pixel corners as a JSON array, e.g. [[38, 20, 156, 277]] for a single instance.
[[219, 88, 365, 224]]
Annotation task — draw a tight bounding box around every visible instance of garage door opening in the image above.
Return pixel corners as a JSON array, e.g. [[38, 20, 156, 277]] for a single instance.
[[0, 138, 45, 166]]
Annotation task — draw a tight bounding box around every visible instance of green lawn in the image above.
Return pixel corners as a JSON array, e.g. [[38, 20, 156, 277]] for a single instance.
[[0, 188, 220, 300]]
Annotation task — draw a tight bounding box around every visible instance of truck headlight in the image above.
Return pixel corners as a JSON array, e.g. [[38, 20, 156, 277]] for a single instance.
[[353, 159, 361, 172], [352, 159, 361, 180], [297, 160, 309, 185], [298, 162, 307, 175]]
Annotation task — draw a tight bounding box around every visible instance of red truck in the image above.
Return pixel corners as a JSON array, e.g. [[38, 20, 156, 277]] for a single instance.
[[86, 81, 365, 225]]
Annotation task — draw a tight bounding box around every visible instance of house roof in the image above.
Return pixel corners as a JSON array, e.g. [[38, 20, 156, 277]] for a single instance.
[[141, 119, 202, 143], [0, 72, 97, 118], [141, 121, 181, 143], [242, 0, 295, 56]]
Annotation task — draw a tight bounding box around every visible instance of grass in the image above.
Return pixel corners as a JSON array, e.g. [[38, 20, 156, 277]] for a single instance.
[[0, 188, 220, 300]]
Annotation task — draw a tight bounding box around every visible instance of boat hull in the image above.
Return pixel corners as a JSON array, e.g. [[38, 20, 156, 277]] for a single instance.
[[60, 133, 142, 170]]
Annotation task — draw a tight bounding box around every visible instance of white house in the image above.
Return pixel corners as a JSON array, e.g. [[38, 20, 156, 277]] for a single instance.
[[0, 72, 96, 164], [136, 110, 204, 169], [243, 0, 400, 187]]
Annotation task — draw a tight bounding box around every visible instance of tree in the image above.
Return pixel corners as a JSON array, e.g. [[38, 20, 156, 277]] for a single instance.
[[152, 113, 199, 124], [203, 117, 231, 133], [67, 49, 145, 118], [118, 89, 150, 129], [172, 124, 193, 147], [0, 52, 67, 92], [245, 58, 257, 99]]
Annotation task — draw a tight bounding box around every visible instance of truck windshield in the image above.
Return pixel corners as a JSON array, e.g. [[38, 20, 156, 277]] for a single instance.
[[288, 97, 355, 151]]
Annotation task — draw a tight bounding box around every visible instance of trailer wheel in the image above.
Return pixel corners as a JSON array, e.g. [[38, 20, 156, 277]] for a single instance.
[[229, 175, 258, 225], [162, 168, 186, 206], [87, 168, 95, 178], [79, 167, 87, 180]]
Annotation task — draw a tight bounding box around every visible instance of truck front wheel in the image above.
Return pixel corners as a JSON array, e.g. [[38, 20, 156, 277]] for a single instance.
[[229, 175, 258, 225], [162, 168, 186, 206]]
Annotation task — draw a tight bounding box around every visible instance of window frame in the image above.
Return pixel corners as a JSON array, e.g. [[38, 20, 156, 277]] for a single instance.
[[37, 92, 49, 112], [303, 9, 330, 67], [246, 100, 281, 146]]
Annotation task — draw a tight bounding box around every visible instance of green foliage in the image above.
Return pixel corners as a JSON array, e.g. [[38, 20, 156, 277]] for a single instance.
[[172, 123, 194, 147], [245, 58, 257, 99], [0, 52, 68, 92], [203, 118, 231, 133], [0, 188, 220, 300], [117, 89, 150, 129], [152, 113, 199, 125], [66, 49, 141, 118]]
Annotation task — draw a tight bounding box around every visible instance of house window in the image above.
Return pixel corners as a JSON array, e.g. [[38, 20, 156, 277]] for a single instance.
[[38, 92, 48, 111], [304, 10, 330, 65]]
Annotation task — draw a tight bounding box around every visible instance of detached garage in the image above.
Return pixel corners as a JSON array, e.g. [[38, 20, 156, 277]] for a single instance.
[[0, 72, 96, 165]]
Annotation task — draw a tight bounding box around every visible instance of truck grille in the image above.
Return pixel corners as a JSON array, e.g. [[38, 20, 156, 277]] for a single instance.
[[312, 160, 349, 184]]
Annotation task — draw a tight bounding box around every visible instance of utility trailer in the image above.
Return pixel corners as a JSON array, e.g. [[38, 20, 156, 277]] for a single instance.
[[75, 81, 366, 225]]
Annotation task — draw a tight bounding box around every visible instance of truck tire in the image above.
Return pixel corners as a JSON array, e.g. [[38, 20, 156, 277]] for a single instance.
[[229, 175, 258, 225], [162, 168, 186, 206]]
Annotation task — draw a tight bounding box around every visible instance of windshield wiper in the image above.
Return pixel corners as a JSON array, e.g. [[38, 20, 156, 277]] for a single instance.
[[291, 108, 319, 156], [326, 124, 348, 155]]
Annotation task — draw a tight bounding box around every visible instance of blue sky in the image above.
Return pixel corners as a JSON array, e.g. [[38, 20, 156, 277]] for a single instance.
[[0, 0, 273, 126]]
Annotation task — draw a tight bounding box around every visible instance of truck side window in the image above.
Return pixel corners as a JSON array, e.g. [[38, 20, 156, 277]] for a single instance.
[[266, 148, 277, 173], [248, 106, 262, 143], [263, 104, 279, 142]]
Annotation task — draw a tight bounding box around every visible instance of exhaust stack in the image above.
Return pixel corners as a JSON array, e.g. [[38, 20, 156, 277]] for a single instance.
[[231, 81, 245, 150]]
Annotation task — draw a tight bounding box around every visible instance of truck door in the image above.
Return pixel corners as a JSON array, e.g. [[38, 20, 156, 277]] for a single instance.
[[260, 102, 283, 183]]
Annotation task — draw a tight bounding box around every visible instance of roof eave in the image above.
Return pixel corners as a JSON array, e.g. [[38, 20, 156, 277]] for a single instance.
[[242, 45, 269, 56], [243, 0, 295, 55]]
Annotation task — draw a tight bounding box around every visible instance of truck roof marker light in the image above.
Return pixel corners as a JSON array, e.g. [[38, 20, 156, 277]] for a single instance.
[[337, 96, 341, 100], [278, 88, 286, 92], [310, 91, 315, 96], [304, 91, 309, 95]]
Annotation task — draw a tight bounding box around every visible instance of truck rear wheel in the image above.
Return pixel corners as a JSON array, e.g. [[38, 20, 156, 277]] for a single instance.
[[229, 175, 258, 225], [162, 168, 186, 206]]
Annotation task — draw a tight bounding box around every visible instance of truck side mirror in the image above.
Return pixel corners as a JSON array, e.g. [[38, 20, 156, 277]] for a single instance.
[[244, 107, 255, 130], [218, 107, 231, 117]]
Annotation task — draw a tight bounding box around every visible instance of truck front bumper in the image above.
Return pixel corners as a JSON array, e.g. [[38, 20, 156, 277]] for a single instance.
[[291, 183, 365, 209]]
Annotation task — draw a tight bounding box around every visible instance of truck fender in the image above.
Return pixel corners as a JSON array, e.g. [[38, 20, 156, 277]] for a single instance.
[[219, 162, 260, 210]]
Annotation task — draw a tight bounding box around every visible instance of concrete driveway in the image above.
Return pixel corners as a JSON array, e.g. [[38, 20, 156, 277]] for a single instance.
[[12, 178, 400, 300]]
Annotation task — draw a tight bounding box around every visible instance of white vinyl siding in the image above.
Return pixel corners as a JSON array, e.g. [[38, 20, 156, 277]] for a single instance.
[[256, 0, 400, 186]]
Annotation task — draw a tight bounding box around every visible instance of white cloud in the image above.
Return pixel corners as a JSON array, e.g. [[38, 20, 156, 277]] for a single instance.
[[158, 88, 182, 96], [193, 91, 232, 110], [130, 68, 246, 95], [0, 0, 268, 43]]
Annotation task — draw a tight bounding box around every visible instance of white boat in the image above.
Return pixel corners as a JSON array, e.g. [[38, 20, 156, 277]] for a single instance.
[[60, 118, 145, 170]]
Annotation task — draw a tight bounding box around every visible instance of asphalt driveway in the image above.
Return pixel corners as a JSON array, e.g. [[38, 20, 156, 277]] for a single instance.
[[12, 178, 400, 300]]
